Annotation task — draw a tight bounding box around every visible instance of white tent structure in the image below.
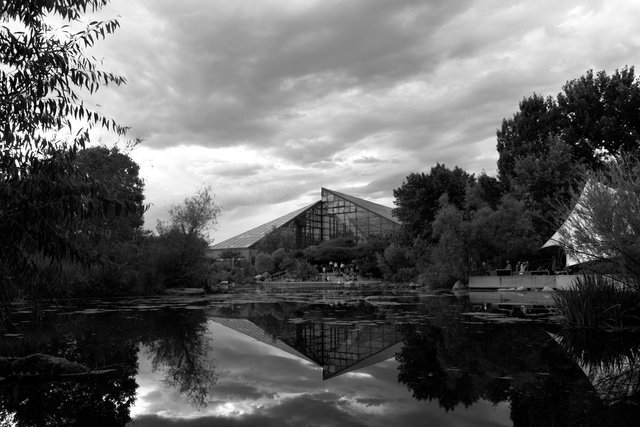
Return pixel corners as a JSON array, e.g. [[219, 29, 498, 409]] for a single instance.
[[541, 181, 615, 267]]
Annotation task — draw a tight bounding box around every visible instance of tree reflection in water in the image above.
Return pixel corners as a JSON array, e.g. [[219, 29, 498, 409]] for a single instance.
[[0, 307, 219, 424], [3, 300, 640, 426], [394, 320, 637, 426], [396, 325, 480, 411], [142, 309, 218, 408], [0, 312, 139, 426], [0, 374, 137, 427], [553, 329, 640, 408]]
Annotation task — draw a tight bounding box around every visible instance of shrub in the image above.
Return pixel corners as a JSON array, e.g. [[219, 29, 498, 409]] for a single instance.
[[554, 274, 640, 329], [302, 238, 357, 265], [254, 252, 275, 274]]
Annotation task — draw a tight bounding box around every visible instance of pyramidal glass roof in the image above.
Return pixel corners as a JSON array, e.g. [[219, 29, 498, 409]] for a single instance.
[[323, 188, 398, 223], [211, 188, 399, 250], [211, 201, 320, 250]]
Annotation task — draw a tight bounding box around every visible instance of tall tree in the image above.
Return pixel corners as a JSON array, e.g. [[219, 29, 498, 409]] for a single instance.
[[0, 1, 126, 301], [429, 201, 469, 284], [497, 67, 640, 188], [156, 186, 222, 287], [428, 195, 539, 284], [393, 164, 473, 241], [73, 145, 146, 241], [465, 173, 503, 211], [158, 186, 221, 243], [468, 196, 539, 269], [61, 146, 149, 295], [496, 93, 562, 188], [496, 67, 640, 242], [558, 67, 640, 167], [509, 137, 585, 239]]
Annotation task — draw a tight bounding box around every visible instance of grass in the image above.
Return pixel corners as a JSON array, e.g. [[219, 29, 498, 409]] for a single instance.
[[554, 274, 640, 329]]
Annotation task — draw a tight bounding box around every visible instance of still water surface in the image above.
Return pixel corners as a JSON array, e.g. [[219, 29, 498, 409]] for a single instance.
[[1, 290, 639, 426]]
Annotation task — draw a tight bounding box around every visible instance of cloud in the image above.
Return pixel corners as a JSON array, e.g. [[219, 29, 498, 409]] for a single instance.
[[352, 156, 383, 164], [98, 0, 476, 153], [131, 393, 370, 427], [211, 383, 275, 401], [84, 0, 640, 239]]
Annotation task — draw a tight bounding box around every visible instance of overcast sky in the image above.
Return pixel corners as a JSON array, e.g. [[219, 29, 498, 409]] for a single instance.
[[86, 0, 640, 243]]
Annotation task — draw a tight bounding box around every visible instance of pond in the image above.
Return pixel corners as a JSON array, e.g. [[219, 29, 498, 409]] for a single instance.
[[1, 290, 639, 426]]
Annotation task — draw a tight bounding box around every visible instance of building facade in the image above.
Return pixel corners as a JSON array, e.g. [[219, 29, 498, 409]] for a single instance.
[[209, 188, 400, 262]]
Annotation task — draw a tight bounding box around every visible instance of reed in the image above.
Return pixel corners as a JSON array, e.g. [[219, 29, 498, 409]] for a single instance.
[[554, 274, 640, 329]]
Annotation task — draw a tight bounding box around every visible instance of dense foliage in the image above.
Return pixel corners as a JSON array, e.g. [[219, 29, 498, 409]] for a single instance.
[[155, 186, 221, 288], [57, 146, 149, 296], [1, 1, 129, 309], [392, 164, 472, 242], [0, 1, 229, 311], [497, 67, 640, 184], [0, 308, 217, 425], [386, 67, 640, 288], [495, 67, 640, 238]]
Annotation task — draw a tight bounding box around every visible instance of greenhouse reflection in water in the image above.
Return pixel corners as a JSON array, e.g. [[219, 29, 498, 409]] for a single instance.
[[0, 293, 639, 426]]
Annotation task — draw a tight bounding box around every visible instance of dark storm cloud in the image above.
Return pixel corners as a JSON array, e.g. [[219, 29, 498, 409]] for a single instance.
[[91, 0, 640, 240], [99, 0, 640, 158], [102, 0, 475, 153]]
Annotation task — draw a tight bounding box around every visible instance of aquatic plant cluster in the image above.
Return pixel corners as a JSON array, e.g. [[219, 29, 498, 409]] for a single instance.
[[554, 275, 640, 329], [550, 153, 640, 330]]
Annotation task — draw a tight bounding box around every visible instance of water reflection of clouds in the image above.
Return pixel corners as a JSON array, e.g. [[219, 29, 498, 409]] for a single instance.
[[129, 320, 511, 426]]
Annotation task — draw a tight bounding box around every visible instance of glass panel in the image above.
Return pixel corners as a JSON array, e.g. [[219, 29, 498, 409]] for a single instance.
[[283, 190, 401, 247]]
